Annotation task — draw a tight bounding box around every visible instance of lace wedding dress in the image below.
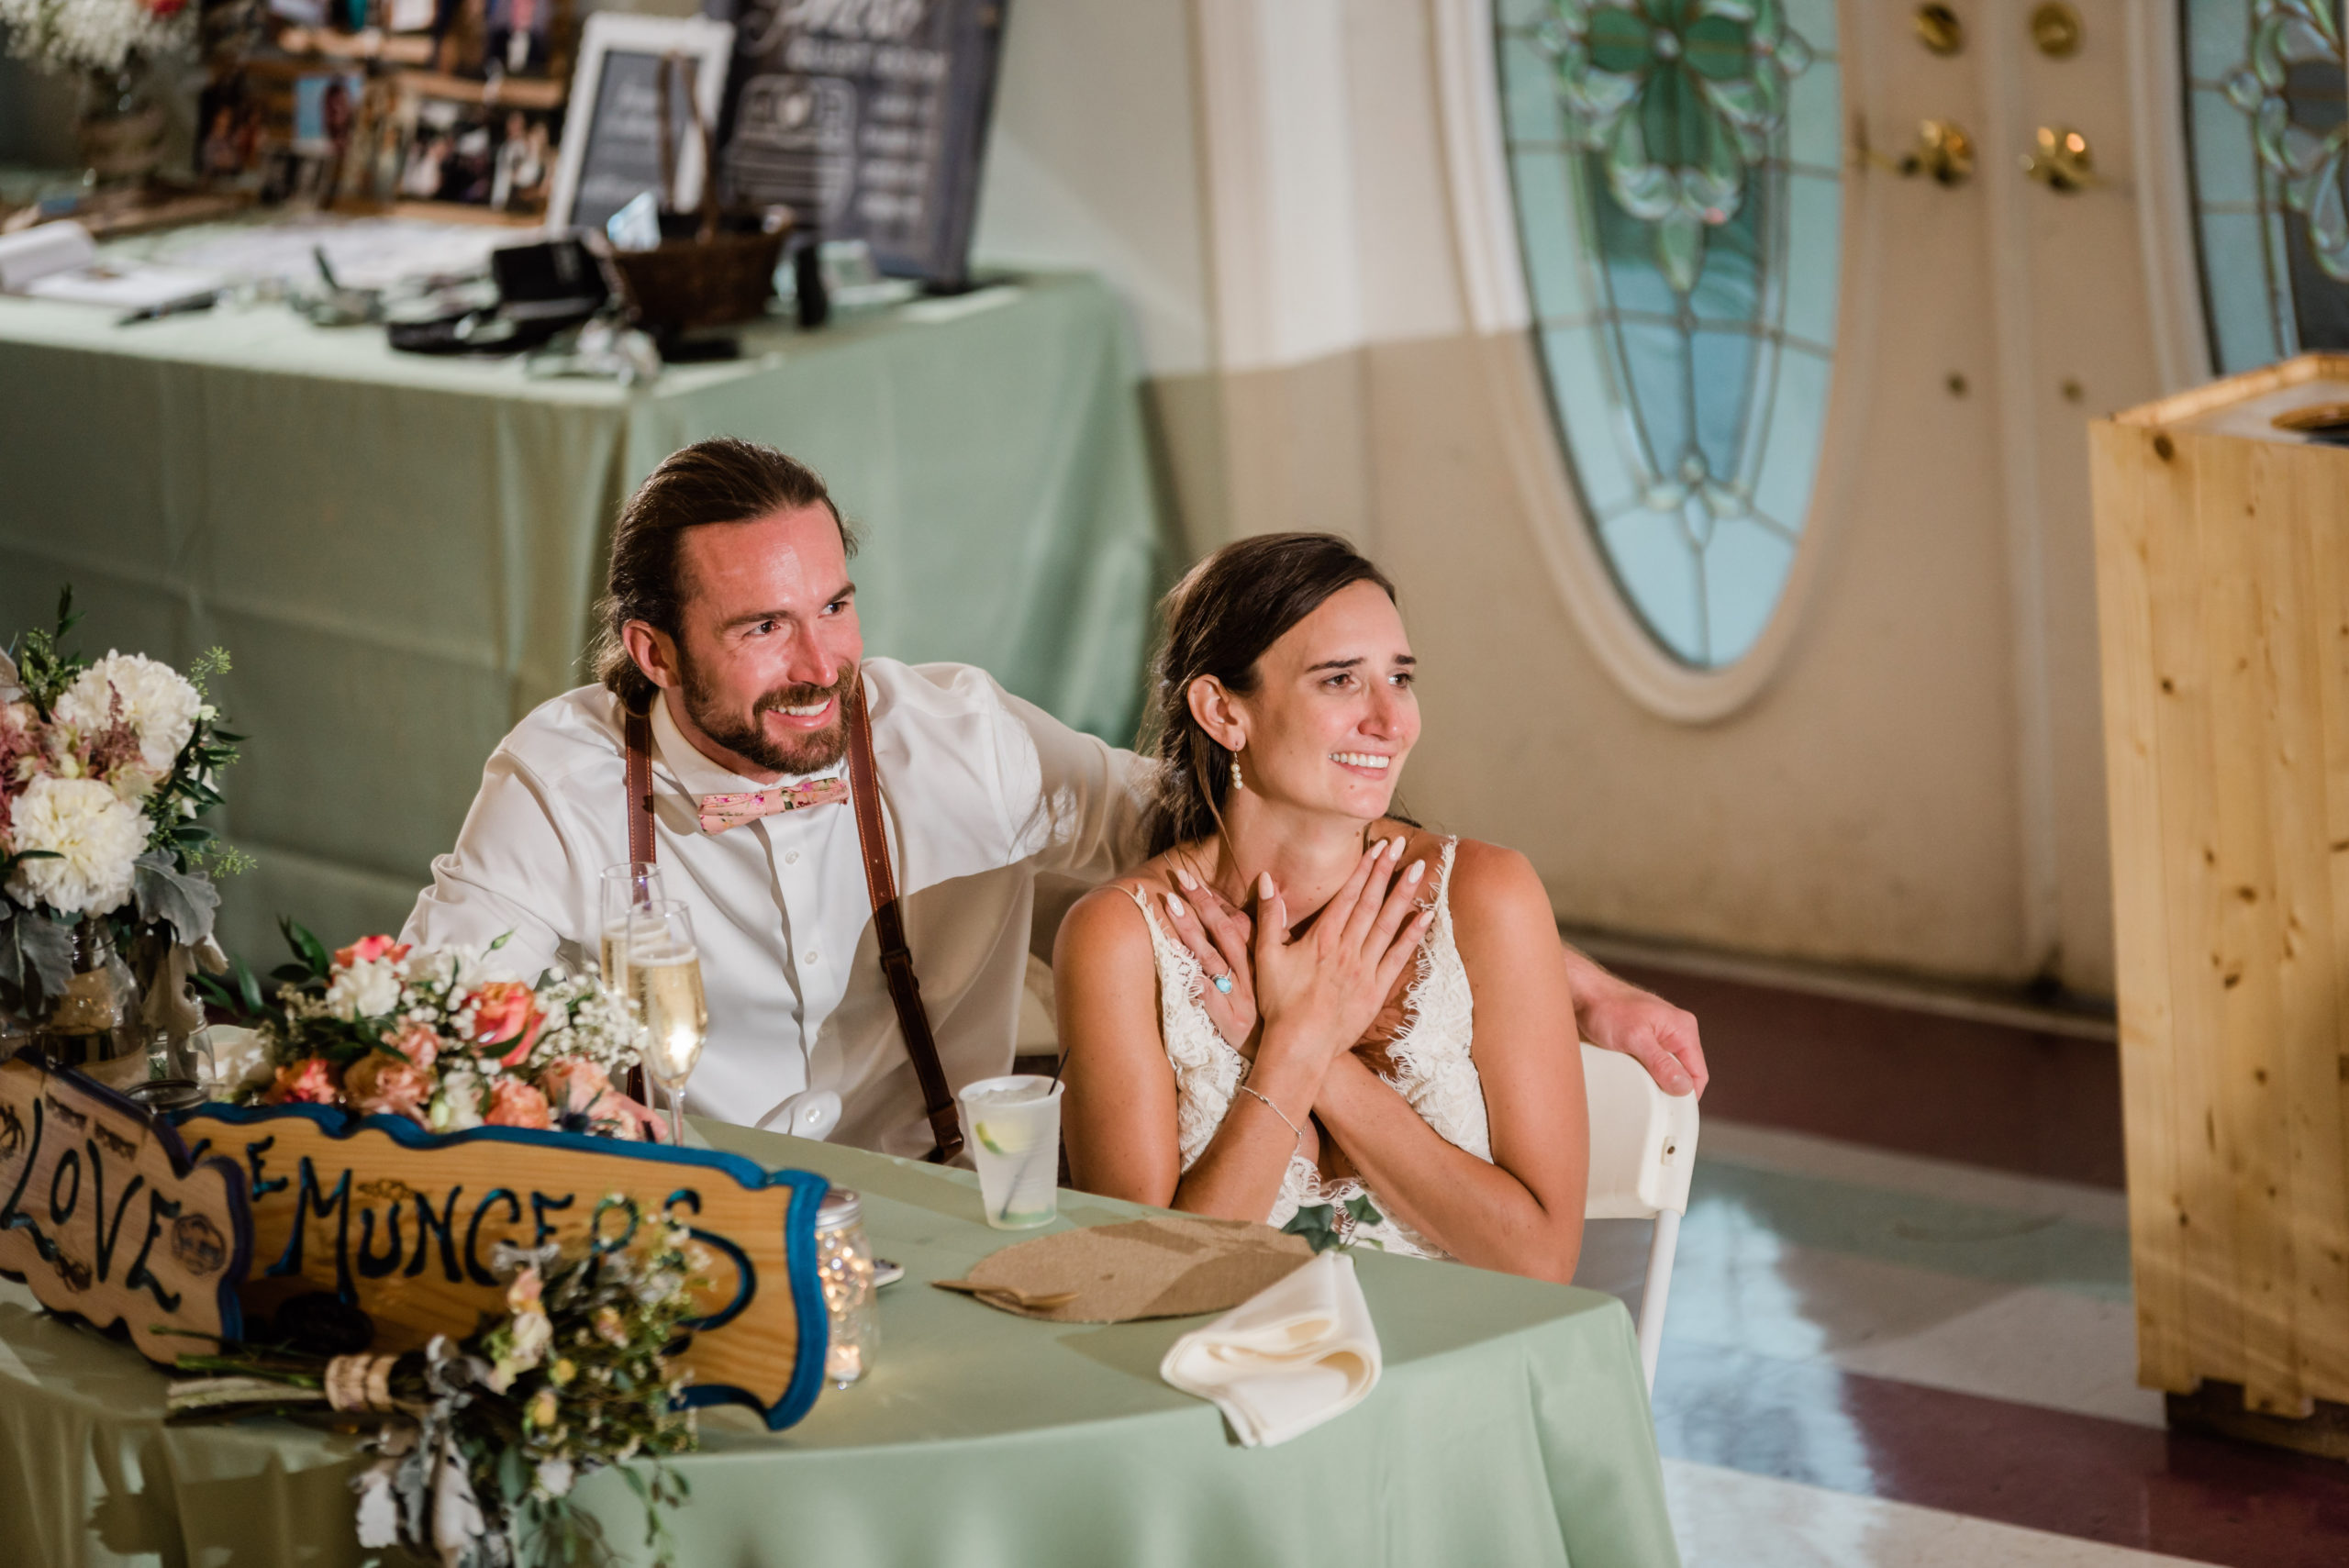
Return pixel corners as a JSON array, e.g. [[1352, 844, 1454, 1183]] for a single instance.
[[1131, 838, 1492, 1259]]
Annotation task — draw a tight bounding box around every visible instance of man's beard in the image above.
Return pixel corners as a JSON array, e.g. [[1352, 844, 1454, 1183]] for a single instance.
[[680, 661, 853, 775]]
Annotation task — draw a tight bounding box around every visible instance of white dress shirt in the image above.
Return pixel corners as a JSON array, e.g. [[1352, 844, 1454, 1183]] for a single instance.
[[402, 659, 1145, 1156]]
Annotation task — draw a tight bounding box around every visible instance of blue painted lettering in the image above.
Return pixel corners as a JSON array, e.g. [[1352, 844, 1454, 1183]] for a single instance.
[[269, 1158, 354, 1300], [529, 1190, 575, 1246], [87, 1140, 145, 1284], [122, 1188, 183, 1312], [45, 1146, 79, 1226], [409, 1186, 463, 1282], [463, 1188, 521, 1285]]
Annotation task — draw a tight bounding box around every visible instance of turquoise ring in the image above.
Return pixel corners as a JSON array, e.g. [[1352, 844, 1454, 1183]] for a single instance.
[[1211, 972, 1235, 995]]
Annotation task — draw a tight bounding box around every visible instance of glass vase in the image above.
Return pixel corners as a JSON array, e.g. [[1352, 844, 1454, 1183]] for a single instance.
[[78, 58, 166, 192], [27, 920, 144, 1069]]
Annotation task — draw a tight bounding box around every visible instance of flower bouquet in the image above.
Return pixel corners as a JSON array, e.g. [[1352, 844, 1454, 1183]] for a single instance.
[[216, 922, 664, 1140], [0, 0, 190, 75], [168, 1214, 705, 1567], [0, 589, 244, 1071]]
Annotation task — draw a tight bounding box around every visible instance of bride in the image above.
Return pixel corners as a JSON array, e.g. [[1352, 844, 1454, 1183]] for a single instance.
[[1056, 533, 1588, 1282]]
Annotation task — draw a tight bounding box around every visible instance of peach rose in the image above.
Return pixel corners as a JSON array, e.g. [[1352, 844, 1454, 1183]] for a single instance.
[[343, 1052, 434, 1123], [335, 934, 411, 969], [382, 1019, 440, 1072], [484, 1076, 552, 1129], [536, 1057, 612, 1117], [589, 1090, 668, 1141], [262, 1057, 339, 1106], [469, 981, 546, 1066]]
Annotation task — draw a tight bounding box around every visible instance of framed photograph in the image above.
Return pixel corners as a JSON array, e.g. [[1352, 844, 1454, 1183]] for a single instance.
[[291, 70, 364, 156], [543, 12, 734, 237], [393, 84, 562, 215]]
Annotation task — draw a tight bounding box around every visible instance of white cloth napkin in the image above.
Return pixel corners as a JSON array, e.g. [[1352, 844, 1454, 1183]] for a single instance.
[[1158, 1250, 1382, 1447]]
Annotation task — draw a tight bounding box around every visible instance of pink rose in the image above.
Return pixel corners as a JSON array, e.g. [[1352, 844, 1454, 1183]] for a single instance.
[[383, 1020, 440, 1072], [536, 1057, 612, 1118], [484, 1077, 552, 1129], [263, 1058, 340, 1106], [588, 1090, 668, 1141], [468, 982, 546, 1066], [336, 935, 410, 969], [343, 1052, 434, 1123]]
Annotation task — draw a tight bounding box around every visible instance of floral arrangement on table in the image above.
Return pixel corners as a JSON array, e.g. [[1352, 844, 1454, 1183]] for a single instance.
[[212, 921, 664, 1140], [168, 1216, 706, 1568], [1, 589, 244, 1055], [0, 0, 191, 75]]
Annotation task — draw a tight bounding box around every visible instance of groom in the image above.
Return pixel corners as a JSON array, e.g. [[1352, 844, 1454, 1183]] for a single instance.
[[402, 438, 1706, 1159]]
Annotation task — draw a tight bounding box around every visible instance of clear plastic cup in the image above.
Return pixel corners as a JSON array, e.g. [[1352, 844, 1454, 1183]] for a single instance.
[[957, 1074, 1065, 1229]]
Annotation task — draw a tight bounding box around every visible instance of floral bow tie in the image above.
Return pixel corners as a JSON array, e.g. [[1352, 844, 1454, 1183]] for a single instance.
[[695, 779, 850, 833]]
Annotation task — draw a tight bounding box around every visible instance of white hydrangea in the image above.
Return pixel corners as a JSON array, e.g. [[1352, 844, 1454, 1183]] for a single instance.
[[0, 0, 193, 75], [54, 651, 201, 774], [4, 774, 145, 915], [325, 956, 405, 1021]]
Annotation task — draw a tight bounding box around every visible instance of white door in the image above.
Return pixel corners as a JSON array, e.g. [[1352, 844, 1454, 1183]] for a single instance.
[[1457, 0, 2228, 996]]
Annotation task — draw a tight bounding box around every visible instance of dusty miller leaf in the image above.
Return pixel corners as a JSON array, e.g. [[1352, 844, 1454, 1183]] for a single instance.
[[17, 909, 75, 997], [133, 851, 220, 946]]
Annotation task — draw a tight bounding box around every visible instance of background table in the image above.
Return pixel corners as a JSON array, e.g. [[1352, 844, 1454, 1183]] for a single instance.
[[0, 268, 1165, 962], [0, 1120, 1681, 1567]]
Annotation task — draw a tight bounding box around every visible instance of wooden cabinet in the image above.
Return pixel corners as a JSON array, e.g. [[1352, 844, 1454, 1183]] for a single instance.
[[2091, 355, 2349, 1429]]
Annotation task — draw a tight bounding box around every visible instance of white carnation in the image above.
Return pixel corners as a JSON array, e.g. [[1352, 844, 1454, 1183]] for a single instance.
[[0, 0, 193, 74], [431, 1072, 486, 1131], [4, 774, 145, 915], [55, 651, 202, 775], [325, 957, 404, 1020]]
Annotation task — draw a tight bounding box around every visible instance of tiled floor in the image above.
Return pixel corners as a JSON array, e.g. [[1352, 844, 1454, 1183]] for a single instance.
[[1577, 966, 2349, 1567]]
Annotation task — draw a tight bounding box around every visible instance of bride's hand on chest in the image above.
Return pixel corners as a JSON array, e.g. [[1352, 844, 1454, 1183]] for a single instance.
[[1252, 838, 1434, 1072]]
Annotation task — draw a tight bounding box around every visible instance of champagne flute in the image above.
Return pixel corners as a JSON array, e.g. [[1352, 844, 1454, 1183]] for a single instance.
[[623, 901, 707, 1149], [598, 862, 667, 981]]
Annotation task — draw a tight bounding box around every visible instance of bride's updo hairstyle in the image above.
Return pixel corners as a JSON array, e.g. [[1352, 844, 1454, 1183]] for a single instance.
[[1138, 531, 1397, 857]]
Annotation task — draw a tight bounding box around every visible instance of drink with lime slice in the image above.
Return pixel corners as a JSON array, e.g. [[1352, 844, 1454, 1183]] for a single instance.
[[957, 1074, 1065, 1229]]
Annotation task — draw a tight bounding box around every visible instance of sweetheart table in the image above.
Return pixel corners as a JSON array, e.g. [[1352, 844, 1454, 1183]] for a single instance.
[[0, 264, 1163, 964], [0, 1118, 1682, 1567]]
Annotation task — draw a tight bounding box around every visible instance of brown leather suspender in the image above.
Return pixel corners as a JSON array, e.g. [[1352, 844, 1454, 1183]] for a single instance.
[[840, 677, 964, 1162], [623, 707, 656, 865], [620, 679, 963, 1162]]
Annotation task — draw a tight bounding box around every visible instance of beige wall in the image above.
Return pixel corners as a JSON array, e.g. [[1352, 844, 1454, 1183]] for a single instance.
[[968, 0, 2167, 995]]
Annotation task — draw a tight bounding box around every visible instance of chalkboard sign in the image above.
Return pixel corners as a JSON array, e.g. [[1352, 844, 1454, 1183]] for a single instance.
[[711, 0, 1008, 288], [546, 13, 738, 236]]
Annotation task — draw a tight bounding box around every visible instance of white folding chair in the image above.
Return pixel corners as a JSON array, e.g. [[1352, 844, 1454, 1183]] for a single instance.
[[1581, 1041, 1699, 1393]]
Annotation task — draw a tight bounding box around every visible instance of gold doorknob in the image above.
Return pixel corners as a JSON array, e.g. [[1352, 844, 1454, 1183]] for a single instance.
[[2021, 125, 2098, 192], [1854, 116, 1975, 186]]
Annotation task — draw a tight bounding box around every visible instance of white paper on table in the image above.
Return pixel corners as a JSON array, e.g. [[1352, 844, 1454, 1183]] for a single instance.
[[21, 263, 225, 309], [0, 220, 96, 291], [145, 218, 530, 292], [1159, 1250, 1382, 1448]]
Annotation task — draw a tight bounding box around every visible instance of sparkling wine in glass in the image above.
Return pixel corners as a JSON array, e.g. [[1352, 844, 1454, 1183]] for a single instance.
[[624, 901, 707, 1148], [599, 862, 666, 981]]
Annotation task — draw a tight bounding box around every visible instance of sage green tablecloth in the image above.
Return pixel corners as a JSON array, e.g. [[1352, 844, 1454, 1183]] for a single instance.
[[0, 1120, 1682, 1568], [0, 272, 1163, 963]]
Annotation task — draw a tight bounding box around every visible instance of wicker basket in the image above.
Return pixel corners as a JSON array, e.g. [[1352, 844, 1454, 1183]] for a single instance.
[[608, 228, 787, 332]]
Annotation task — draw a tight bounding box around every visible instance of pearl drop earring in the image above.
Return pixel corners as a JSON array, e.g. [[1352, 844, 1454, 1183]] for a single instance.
[[1230, 749, 1244, 793]]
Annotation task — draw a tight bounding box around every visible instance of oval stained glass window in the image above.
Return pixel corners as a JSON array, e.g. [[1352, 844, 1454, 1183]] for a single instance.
[[1494, 0, 1842, 669], [2182, 0, 2349, 374]]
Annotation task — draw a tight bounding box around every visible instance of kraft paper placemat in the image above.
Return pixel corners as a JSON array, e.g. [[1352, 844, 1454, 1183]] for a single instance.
[[934, 1216, 1315, 1323]]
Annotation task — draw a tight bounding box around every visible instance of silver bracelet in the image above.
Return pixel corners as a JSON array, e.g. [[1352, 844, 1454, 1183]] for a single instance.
[[1235, 1084, 1302, 1151]]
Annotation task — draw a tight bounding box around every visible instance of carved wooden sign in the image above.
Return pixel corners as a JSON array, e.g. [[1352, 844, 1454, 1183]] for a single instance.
[[0, 1051, 250, 1362], [178, 1104, 831, 1429]]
